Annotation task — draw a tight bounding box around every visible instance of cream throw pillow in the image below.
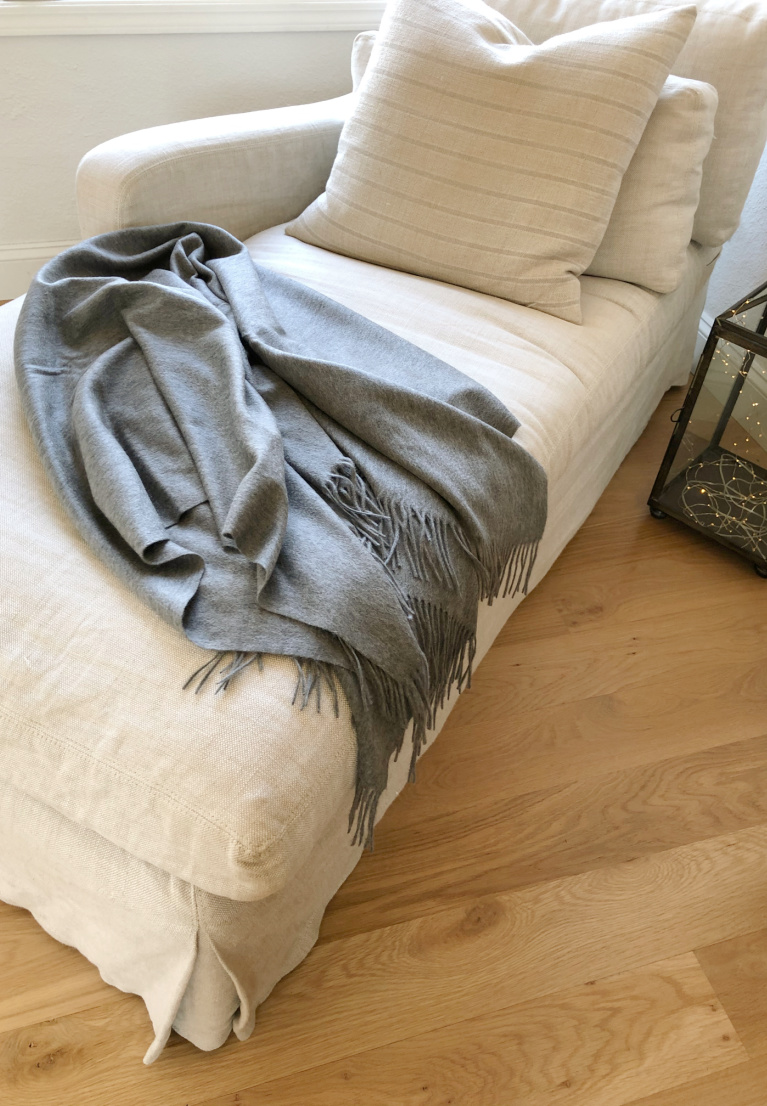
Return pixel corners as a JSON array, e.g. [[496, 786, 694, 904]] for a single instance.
[[287, 0, 696, 323], [351, 32, 717, 295], [488, 0, 767, 250], [588, 74, 717, 291]]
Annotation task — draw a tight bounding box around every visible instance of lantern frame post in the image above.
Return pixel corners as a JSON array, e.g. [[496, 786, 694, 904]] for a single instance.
[[648, 280, 767, 576]]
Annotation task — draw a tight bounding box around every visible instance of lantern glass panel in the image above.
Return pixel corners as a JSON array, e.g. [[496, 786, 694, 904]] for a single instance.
[[684, 340, 767, 464], [729, 292, 767, 334], [652, 339, 767, 563], [649, 280, 767, 572]]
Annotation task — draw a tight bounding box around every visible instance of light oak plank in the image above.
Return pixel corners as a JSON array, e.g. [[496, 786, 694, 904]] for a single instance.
[[625, 1055, 767, 1105], [194, 954, 746, 1106], [549, 542, 764, 632], [0, 902, 120, 1035], [385, 652, 767, 829], [2, 826, 767, 1106], [385, 672, 765, 836], [322, 733, 767, 942], [551, 508, 748, 579], [492, 570, 572, 647], [381, 601, 767, 839], [470, 601, 767, 721], [696, 927, 767, 1058]]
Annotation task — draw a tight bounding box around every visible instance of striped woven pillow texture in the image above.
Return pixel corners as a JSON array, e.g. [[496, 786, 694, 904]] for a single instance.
[[350, 30, 718, 296], [587, 74, 717, 292], [287, 0, 697, 323]]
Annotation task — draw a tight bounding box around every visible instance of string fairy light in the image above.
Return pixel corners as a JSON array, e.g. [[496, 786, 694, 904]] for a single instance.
[[660, 291, 767, 567], [681, 454, 767, 555]]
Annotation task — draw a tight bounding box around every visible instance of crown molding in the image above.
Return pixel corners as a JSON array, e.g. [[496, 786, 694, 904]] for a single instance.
[[0, 0, 385, 36]]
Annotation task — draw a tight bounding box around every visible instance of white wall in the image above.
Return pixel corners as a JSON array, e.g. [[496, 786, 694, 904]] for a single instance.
[[0, 30, 358, 297], [704, 144, 767, 320], [3, 28, 767, 306]]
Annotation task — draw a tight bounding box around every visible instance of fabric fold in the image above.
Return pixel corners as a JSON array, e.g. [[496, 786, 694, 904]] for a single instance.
[[15, 222, 547, 846]]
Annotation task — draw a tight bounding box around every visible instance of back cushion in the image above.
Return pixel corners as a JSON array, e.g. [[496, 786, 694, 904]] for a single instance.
[[489, 0, 767, 248], [290, 0, 696, 323], [352, 33, 718, 294], [351, 29, 376, 88], [588, 75, 717, 290]]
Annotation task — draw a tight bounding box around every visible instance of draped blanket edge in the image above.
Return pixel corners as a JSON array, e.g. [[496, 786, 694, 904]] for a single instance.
[[14, 223, 548, 850]]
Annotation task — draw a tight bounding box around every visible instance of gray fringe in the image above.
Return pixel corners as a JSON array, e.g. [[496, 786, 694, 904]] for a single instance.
[[452, 530, 539, 605], [348, 780, 380, 850], [327, 457, 538, 605], [291, 656, 340, 716], [185, 459, 539, 852], [326, 458, 462, 591], [325, 458, 400, 568], [336, 637, 429, 849], [184, 649, 341, 716], [409, 598, 477, 723], [183, 650, 264, 694], [324, 459, 539, 849]]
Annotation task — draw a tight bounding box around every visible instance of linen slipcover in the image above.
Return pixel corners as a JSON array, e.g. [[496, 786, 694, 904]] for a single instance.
[[490, 0, 767, 248], [0, 227, 719, 908], [0, 233, 715, 1061]]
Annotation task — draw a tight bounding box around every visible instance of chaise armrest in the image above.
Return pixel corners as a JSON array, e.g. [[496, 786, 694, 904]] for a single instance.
[[76, 94, 353, 241]]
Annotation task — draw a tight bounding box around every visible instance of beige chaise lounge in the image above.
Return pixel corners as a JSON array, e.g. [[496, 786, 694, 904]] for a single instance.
[[1, 0, 767, 1064]]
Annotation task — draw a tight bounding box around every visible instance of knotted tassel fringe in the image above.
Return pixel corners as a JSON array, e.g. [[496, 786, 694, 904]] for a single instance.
[[325, 458, 463, 592], [325, 458, 400, 568]]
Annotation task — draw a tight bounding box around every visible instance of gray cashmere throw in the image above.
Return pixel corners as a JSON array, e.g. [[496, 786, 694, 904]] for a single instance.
[[15, 223, 547, 847]]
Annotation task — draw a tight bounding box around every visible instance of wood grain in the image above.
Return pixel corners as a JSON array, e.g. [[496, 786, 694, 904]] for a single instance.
[[321, 733, 767, 942], [193, 954, 745, 1106], [624, 1055, 767, 1106], [359, 651, 767, 853], [3, 826, 767, 1106], [2, 389, 767, 1105], [0, 902, 123, 1035], [696, 928, 767, 1058]]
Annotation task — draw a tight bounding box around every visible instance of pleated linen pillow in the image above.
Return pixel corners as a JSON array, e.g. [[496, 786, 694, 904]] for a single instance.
[[351, 32, 718, 296], [286, 0, 697, 324]]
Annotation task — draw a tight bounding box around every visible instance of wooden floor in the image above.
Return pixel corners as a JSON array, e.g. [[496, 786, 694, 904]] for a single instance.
[[3, 385, 767, 1105]]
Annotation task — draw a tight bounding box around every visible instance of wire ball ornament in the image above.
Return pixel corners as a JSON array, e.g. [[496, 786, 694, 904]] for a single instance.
[[681, 453, 767, 556]]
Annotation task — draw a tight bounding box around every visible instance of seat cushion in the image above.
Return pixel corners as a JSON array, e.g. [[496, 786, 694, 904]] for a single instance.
[[0, 229, 715, 901]]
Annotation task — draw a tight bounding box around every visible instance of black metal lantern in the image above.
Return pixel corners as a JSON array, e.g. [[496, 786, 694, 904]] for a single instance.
[[649, 280, 767, 577]]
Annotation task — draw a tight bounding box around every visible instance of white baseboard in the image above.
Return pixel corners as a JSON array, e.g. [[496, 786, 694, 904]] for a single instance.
[[694, 310, 714, 366], [0, 240, 77, 300]]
